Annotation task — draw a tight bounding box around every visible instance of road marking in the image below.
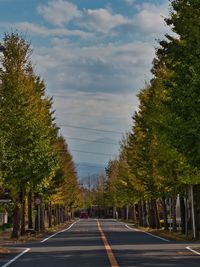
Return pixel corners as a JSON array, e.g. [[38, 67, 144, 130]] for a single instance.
[[97, 220, 119, 267], [41, 220, 79, 243], [125, 224, 139, 231], [1, 248, 30, 267], [125, 224, 170, 242], [186, 246, 200, 256], [1, 220, 80, 267]]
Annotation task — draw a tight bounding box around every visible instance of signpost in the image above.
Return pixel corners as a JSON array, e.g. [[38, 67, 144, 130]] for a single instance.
[[35, 197, 41, 231]]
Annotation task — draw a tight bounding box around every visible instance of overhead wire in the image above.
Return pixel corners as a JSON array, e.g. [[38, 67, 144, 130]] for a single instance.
[[59, 124, 123, 134], [59, 149, 116, 157], [66, 137, 118, 145]]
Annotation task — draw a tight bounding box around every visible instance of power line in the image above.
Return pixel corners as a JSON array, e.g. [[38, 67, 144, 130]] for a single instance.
[[59, 124, 123, 134], [76, 163, 105, 169], [66, 137, 118, 145], [60, 149, 116, 156], [72, 150, 115, 156], [54, 110, 126, 120]]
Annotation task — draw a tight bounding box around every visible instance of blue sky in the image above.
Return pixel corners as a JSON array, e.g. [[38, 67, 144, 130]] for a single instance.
[[0, 0, 170, 177]]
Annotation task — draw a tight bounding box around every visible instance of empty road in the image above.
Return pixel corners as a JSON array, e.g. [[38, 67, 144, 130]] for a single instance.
[[0, 219, 199, 267]]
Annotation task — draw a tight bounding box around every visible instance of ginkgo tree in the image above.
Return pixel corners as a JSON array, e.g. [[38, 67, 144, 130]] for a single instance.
[[0, 32, 81, 238]]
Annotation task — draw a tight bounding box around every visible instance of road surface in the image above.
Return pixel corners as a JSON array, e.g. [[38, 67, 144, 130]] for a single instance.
[[0, 219, 199, 267]]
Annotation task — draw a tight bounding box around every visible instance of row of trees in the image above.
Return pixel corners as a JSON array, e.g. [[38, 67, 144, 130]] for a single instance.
[[0, 33, 81, 238], [103, 0, 200, 239]]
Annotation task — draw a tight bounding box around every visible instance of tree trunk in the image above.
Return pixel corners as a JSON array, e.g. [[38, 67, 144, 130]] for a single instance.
[[53, 205, 57, 226], [40, 198, 45, 232], [35, 204, 41, 232], [126, 205, 129, 221], [172, 195, 177, 232], [194, 185, 200, 239], [141, 201, 145, 226], [190, 185, 197, 239], [153, 199, 160, 229], [162, 196, 168, 231], [149, 199, 157, 229], [19, 187, 26, 236], [148, 201, 154, 228], [58, 205, 60, 224], [185, 189, 188, 238], [20, 197, 26, 236], [48, 202, 52, 228], [54, 205, 57, 226], [143, 201, 148, 227], [12, 203, 21, 238], [132, 205, 136, 222], [60, 206, 63, 223], [180, 195, 185, 234], [28, 191, 33, 229], [138, 201, 143, 226], [113, 206, 116, 219]]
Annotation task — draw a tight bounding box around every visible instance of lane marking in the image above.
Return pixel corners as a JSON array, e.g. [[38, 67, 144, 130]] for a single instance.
[[186, 246, 200, 256], [125, 224, 139, 232], [125, 224, 170, 242], [1, 248, 30, 267], [41, 220, 79, 243], [144, 231, 170, 242], [97, 220, 119, 267]]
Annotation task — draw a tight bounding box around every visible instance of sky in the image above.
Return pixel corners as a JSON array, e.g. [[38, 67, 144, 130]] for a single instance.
[[0, 0, 171, 178]]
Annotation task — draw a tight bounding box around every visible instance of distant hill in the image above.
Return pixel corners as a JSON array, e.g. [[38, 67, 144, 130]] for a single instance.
[[76, 162, 105, 178], [70, 137, 119, 165], [72, 137, 118, 187], [76, 162, 105, 188]]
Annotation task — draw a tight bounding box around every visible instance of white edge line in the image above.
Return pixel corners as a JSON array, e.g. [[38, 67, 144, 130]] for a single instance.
[[144, 231, 170, 242], [125, 224, 139, 232], [186, 246, 200, 256], [40, 220, 79, 243], [125, 224, 170, 242], [1, 248, 30, 267]]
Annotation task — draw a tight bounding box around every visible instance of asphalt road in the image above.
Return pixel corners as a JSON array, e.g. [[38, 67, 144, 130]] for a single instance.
[[0, 219, 199, 267]]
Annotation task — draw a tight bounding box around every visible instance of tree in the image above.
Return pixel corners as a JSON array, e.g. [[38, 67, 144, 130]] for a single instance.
[[0, 33, 59, 237], [153, 0, 200, 237]]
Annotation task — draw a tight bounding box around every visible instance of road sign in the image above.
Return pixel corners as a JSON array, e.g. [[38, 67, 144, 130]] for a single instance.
[[35, 197, 41, 205]]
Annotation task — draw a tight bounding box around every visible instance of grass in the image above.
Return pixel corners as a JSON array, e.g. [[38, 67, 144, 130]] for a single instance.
[[120, 219, 197, 242], [149, 229, 194, 242]]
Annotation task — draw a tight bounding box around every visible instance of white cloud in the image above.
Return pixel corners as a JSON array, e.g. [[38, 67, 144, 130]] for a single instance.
[[0, 0, 171, 173], [33, 39, 154, 95], [10, 22, 94, 39], [134, 2, 169, 34], [37, 0, 82, 27], [81, 8, 129, 34], [52, 91, 137, 164]]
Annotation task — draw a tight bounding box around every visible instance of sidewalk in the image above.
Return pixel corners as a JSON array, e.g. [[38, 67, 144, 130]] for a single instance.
[[0, 228, 13, 255], [0, 228, 13, 246]]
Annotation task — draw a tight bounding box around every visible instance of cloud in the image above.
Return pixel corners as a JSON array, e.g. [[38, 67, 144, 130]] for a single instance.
[[13, 22, 94, 39], [81, 8, 129, 34], [33, 39, 154, 96], [37, 0, 82, 27], [0, 1, 169, 41], [51, 90, 137, 164], [134, 2, 169, 34]]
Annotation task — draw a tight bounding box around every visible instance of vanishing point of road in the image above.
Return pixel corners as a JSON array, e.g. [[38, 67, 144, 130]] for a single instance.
[[0, 219, 199, 267]]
